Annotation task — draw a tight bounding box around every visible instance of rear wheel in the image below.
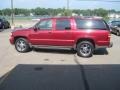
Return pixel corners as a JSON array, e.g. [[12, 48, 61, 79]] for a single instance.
[[15, 38, 31, 53], [116, 31, 120, 36], [76, 41, 94, 57]]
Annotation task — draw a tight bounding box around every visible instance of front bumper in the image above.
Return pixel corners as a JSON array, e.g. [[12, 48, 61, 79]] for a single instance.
[[9, 36, 14, 44]]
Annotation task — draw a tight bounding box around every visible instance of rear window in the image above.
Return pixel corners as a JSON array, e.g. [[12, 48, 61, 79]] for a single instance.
[[75, 18, 108, 30]]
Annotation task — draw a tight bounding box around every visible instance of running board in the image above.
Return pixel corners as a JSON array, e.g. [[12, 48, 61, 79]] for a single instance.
[[32, 45, 73, 50]]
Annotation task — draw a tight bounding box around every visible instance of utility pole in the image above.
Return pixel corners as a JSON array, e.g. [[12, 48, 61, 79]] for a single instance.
[[67, 0, 69, 10], [67, 0, 70, 16], [11, 0, 14, 25]]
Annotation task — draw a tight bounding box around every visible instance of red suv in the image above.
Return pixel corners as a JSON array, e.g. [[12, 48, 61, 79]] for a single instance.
[[10, 17, 113, 57]]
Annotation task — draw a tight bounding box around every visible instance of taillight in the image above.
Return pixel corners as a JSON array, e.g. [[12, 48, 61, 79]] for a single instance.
[[108, 33, 111, 38]]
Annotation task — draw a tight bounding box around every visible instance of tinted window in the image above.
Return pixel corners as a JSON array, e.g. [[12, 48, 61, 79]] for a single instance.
[[37, 19, 52, 30], [0, 19, 3, 22], [111, 21, 120, 26], [56, 19, 71, 30], [75, 18, 107, 30]]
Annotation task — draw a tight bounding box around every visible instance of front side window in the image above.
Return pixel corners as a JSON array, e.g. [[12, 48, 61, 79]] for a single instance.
[[36, 19, 52, 30], [75, 18, 107, 30], [56, 19, 71, 30]]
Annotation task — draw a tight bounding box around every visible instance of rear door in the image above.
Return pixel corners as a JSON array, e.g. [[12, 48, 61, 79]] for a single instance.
[[50, 18, 74, 46]]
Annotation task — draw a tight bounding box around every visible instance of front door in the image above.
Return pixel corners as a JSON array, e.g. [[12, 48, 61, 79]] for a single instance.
[[30, 19, 53, 45]]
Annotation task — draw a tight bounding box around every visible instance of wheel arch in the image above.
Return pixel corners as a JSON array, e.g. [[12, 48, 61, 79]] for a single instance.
[[14, 36, 28, 44], [75, 38, 95, 48]]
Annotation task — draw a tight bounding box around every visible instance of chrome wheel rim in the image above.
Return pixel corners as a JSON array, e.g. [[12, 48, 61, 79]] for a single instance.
[[80, 43, 92, 56], [16, 40, 27, 52]]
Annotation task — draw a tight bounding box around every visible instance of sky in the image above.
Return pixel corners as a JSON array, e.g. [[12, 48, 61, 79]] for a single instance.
[[0, 0, 120, 10]]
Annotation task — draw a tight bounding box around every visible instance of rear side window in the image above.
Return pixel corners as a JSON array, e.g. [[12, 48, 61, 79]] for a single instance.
[[75, 18, 108, 30], [56, 19, 71, 30]]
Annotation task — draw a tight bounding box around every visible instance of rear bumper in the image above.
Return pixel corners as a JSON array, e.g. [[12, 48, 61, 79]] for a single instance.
[[96, 42, 113, 49]]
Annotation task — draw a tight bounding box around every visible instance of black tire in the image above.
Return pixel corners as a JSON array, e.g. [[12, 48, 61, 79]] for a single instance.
[[116, 31, 120, 36], [76, 41, 94, 58], [8, 25, 11, 28], [15, 38, 31, 53], [0, 25, 4, 32]]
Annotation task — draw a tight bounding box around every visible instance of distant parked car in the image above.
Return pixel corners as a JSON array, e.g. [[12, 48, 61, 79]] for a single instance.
[[109, 21, 120, 36], [0, 18, 11, 31]]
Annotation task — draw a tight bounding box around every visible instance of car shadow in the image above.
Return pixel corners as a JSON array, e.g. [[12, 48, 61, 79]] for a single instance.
[[94, 48, 109, 55], [0, 64, 120, 90], [111, 33, 120, 37], [33, 48, 109, 55], [33, 48, 77, 54]]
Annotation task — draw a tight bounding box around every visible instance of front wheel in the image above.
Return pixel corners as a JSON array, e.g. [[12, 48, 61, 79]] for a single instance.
[[15, 38, 31, 53], [76, 41, 94, 58]]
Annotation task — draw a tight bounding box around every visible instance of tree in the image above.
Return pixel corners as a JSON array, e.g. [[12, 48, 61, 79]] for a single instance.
[[0, 10, 2, 15], [2, 8, 11, 16]]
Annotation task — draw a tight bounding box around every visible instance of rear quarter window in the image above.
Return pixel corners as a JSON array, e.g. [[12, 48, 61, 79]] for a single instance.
[[75, 18, 109, 30]]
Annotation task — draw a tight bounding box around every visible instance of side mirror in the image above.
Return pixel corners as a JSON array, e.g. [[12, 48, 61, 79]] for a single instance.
[[33, 26, 38, 31]]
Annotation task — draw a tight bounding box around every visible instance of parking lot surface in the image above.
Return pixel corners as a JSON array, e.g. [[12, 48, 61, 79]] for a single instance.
[[0, 29, 120, 90]]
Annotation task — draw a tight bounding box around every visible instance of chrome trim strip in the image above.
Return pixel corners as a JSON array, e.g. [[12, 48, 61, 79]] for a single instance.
[[32, 45, 73, 49]]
